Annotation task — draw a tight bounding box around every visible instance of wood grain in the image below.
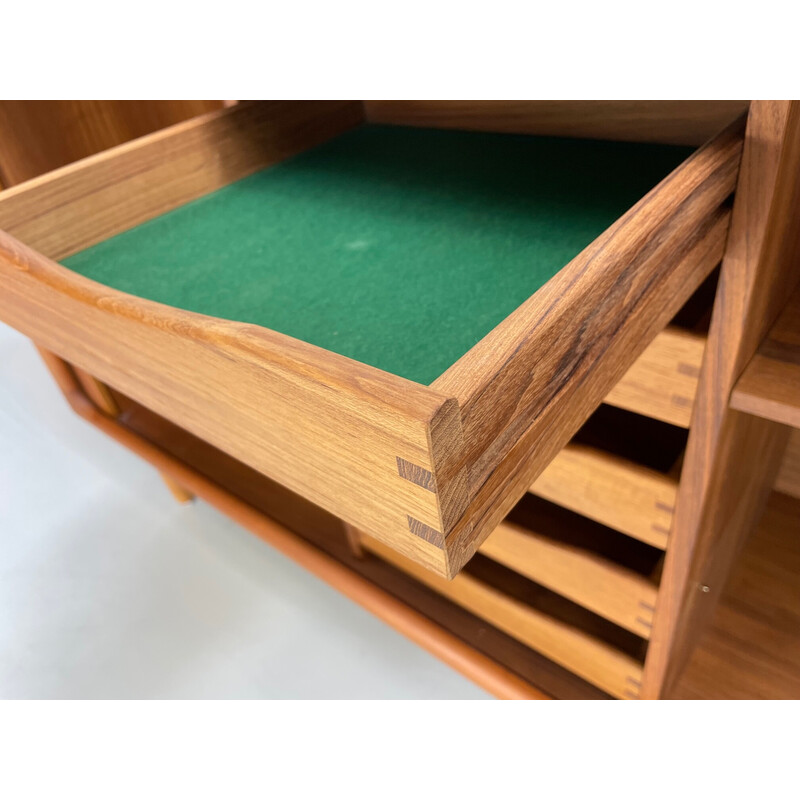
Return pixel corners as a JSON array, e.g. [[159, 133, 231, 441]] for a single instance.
[[530, 444, 677, 549], [673, 491, 800, 699], [0, 100, 364, 261], [0, 234, 462, 576], [604, 326, 706, 427], [0, 101, 224, 186], [364, 101, 749, 146], [479, 520, 658, 638], [775, 429, 800, 499], [362, 534, 644, 699], [642, 101, 800, 698], [434, 119, 742, 572], [731, 285, 800, 429]]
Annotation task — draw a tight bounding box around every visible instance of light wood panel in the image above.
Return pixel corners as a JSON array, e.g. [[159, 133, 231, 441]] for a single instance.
[[731, 285, 800, 429], [362, 534, 644, 699], [642, 101, 800, 699], [434, 119, 741, 573], [364, 101, 749, 146], [529, 444, 677, 549], [479, 520, 658, 638], [0, 101, 224, 187], [775, 429, 800, 499], [605, 327, 706, 427], [0, 100, 364, 261]]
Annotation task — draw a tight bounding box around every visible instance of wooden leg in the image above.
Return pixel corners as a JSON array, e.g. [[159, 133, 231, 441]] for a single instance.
[[160, 471, 195, 504], [344, 523, 364, 558], [642, 101, 800, 698], [71, 365, 120, 417]]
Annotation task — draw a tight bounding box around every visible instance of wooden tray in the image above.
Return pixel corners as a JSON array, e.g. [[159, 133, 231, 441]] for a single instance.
[[0, 100, 743, 577]]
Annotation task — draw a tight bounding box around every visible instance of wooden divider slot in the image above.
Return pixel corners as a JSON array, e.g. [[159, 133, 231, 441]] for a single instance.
[[479, 518, 658, 638], [362, 534, 645, 699], [529, 443, 678, 549], [605, 326, 707, 428]]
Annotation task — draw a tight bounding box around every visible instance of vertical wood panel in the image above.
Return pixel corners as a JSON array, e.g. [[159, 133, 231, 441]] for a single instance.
[[364, 100, 749, 146], [0, 101, 365, 261], [775, 430, 800, 499], [642, 101, 800, 698]]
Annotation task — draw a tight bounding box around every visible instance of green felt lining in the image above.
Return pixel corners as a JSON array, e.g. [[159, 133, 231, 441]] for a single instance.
[[63, 125, 693, 385]]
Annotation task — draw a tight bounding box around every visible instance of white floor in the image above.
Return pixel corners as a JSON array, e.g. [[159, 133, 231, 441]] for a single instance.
[[0, 322, 488, 699]]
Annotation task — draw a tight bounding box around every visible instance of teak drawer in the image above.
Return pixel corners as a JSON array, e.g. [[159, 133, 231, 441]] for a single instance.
[[0, 100, 744, 577]]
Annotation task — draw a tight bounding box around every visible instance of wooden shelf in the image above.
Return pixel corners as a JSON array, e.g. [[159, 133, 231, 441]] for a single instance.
[[479, 519, 658, 638], [731, 287, 800, 429], [606, 326, 706, 428], [529, 444, 677, 549], [362, 534, 645, 699]]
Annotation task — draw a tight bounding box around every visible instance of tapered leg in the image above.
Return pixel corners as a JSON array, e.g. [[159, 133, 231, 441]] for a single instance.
[[160, 471, 195, 504]]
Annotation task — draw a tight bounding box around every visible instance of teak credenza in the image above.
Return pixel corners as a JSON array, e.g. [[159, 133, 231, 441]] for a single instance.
[[1, 100, 798, 699]]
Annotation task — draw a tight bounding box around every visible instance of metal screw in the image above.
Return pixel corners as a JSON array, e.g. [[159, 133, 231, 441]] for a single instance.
[[700, 584, 710, 593]]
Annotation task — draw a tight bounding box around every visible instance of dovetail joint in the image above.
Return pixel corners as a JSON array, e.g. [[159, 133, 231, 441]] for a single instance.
[[396, 457, 436, 492], [406, 515, 444, 548]]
